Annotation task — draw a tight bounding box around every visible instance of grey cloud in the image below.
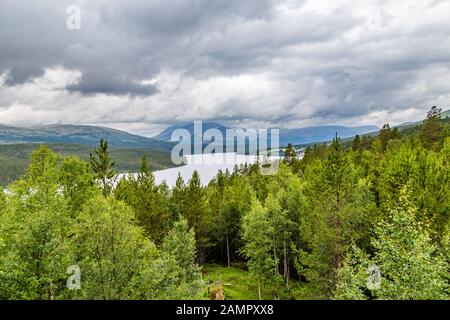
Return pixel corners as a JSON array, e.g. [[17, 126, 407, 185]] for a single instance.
[[4, 66, 45, 86], [65, 71, 159, 97], [0, 0, 450, 130]]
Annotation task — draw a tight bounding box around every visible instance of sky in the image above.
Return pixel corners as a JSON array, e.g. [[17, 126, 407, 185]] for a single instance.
[[0, 0, 450, 137]]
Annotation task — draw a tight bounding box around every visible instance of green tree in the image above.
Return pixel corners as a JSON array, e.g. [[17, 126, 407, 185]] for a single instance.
[[299, 136, 376, 298], [299, 144, 329, 174], [25, 145, 60, 196], [378, 124, 400, 152], [0, 189, 6, 214], [169, 173, 187, 220], [89, 139, 116, 196], [352, 135, 362, 151], [184, 171, 212, 263], [334, 189, 448, 300], [210, 172, 253, 267], [59, 156, 97, 215], [0, 147, 71, 299], [377, 141, 419, 209], [420, 106, 444, 149], [115, 156, 171, 243], [265, 192, 292, 291], [162, 218, 202, 285], [284, 143, 297, 164], [241, 198, 282, 300], [70, 196, 158, 299], [140, 218, 203, 300]]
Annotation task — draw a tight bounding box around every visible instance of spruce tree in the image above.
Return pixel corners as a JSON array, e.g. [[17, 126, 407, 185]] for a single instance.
[[89, 139, 116, 196], [300, 136, 376, 298], [170, 173, 187, 220], [115, 156, 170, 243], [284, 143, 297, 164], [185, 171, 211, 263], [421, 106, 444, 149]]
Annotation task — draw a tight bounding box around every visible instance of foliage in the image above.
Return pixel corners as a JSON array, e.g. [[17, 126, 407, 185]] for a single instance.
[[0, 143, 174, 187], [59, 156, 97, 215], [420, 106, 445, 149], [298, 137, 376, 298], [139, 218, 203, 300], [184, 171, 212, 263], [334, 189, 448, 300], [0, 107, 448, 300], [69, 196, 158, 299], [115, 156, 171, 243], [89, 139, 116, 196], [0, 147, 72, 299], [241, 197, 282, 299]]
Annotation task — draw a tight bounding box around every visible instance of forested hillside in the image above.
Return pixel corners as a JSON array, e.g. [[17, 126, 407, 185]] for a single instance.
[[0, 144, 175, 187], [0, 107, 448, 300], [0, 124, 173, 150]]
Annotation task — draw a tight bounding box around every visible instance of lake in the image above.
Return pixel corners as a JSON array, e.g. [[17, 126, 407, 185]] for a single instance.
[[118, 153, 284, 188]]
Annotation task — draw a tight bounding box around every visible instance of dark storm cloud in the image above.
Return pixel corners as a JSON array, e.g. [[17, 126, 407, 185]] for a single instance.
[[65, 72, 159, 97], [1, 0, 450, 131], [0, 1, 68, 84], [0, 0, 277, 96], [4, 66, 45, 86]]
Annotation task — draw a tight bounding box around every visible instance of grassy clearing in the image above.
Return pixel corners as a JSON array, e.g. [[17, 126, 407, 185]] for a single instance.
[[202, 263, 298, 300]]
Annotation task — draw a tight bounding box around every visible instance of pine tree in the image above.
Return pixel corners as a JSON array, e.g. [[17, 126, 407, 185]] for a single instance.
[[185, 171, 211, 263], [169, 173, 187, 220], [284, 143, 297, 164], [299, 136, 376, 298], [378, 123, 400, 152], [89, 139, 116, 196], [115, 156, 171, 243], [352, 135, 362, 151], [421, 106, 444, 149]]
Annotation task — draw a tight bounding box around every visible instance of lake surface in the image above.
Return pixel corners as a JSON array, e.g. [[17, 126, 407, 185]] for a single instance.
[[118, 153, 284, 187]]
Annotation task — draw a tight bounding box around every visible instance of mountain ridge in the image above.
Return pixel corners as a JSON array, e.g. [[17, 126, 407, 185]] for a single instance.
[[2, 108, 448, 150], [0, 124, 174, 151], [152, 121, 379, 146]]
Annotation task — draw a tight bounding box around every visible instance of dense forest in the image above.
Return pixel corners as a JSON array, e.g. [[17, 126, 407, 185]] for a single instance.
[[0, 143, 174, 187], [0, 107, 448, 300]]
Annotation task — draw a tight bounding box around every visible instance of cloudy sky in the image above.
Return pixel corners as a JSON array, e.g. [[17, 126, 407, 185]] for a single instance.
[[1, 0, 450, 136]]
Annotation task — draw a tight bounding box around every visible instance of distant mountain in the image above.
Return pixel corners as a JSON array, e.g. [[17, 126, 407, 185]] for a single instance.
[[0, 124, 174, 151], [278, 125, 378, 146], [153, 122, 229, 141], [153, 121, 379, 147], [396, 109, 450, 129]]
